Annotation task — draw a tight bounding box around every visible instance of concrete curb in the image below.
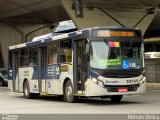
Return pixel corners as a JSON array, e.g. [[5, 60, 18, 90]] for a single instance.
[[146, 83, 160, 90]]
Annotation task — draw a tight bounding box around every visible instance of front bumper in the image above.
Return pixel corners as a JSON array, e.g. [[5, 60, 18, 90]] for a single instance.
[[84, 78, 146, 96]]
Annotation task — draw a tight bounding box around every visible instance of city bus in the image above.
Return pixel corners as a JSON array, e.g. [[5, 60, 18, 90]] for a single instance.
[[8, 26, 146, 103]]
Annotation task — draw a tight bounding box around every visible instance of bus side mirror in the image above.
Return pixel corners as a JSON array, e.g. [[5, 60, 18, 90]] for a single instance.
[[85, 43, 90, 60], [86, 43, 90, 54]]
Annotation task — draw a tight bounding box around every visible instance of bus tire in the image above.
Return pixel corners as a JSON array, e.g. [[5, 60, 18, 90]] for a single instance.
[[110, 95, 123, 103], [33, 93, 40, 99], [23, 81, 34, 99], [64, 80, 77, 103]]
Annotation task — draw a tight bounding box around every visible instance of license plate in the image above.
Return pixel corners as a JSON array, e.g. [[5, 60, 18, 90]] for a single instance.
[[118, 88, 128, 92]]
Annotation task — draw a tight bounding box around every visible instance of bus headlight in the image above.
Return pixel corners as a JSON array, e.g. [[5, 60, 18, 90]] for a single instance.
[[91, 78, 104, 87], [139, 70, 146, 86]]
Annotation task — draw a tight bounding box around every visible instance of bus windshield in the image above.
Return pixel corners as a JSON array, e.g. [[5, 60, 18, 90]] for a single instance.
[[90, 40, 143, 70]]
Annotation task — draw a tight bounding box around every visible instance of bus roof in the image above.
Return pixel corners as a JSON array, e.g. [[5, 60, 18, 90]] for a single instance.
[[9, 26, 139, 50]]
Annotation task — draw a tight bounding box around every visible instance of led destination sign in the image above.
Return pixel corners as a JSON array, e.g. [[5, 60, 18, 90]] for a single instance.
[[110, 31, 134, 37], [92, 30, 135, 37]]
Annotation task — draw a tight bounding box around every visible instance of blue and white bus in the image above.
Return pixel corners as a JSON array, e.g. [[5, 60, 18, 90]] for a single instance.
[[8, 26, 146, 103]]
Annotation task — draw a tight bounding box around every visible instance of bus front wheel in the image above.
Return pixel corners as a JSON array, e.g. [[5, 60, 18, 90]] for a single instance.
[[110, 95, 123, 103], [64, 81, 77, 103], [23, 81, 34, 99]]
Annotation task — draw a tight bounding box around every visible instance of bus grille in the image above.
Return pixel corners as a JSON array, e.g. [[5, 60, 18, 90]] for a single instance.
[[105, 84, 139, 92], [101, 71, 141, 78], [92, 69, 143, 78]]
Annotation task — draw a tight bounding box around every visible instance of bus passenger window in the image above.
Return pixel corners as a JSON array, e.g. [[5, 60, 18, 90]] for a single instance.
[[48, 43, 58, 65], [20, 48, 28, 67], [29, 47, 37, 66], [60, 40, 72, 63]]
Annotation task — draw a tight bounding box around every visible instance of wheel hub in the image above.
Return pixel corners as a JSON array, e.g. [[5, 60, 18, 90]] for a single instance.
[[24, 85, 28, 96], [66, 86, 72, 101]]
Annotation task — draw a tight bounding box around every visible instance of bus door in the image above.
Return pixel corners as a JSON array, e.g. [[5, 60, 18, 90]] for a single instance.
[[74, 39, 88, 94], [12, 50, 19, 91], [38, 47, 47, 92]]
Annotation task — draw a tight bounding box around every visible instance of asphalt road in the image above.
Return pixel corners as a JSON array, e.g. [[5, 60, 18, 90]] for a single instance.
[[0, 87, 160, 114]]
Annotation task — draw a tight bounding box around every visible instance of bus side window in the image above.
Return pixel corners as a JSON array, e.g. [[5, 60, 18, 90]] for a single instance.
[[20, 48, 28, 67], [48, 42, 58, 65], [60, 40, 72, 63], [29, 47, 37, 66]]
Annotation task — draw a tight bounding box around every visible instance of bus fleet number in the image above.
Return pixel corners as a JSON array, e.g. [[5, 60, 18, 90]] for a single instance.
[[126, 79, 138, 83]]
